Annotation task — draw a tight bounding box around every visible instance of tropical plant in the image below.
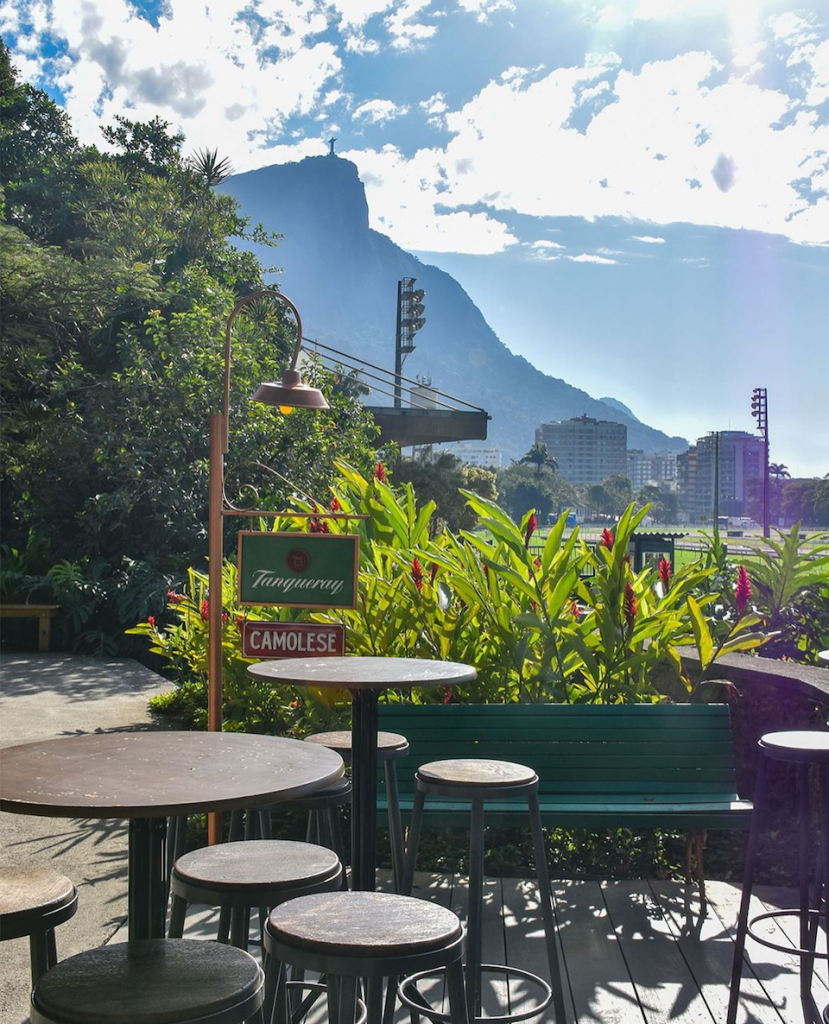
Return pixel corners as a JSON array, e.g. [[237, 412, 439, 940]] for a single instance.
[[517, 442, 558, 478]]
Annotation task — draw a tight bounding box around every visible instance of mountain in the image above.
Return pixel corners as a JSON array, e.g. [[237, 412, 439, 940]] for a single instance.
[[222, 156, 687, 460], [599, 397, 640, 423]]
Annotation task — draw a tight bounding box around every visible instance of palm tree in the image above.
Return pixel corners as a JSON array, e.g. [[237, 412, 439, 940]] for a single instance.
[[516, 442, 558, 478], [769, 463, 790, 481]]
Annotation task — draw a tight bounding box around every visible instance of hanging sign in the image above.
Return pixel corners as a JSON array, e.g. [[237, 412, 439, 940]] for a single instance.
[[242, 621, 345, 659], [237, 532, 359, 608]]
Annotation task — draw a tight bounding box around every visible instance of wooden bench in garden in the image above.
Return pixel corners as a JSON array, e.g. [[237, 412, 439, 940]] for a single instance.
[[377, 702, 752, 897], [0, 604, 58, 652]]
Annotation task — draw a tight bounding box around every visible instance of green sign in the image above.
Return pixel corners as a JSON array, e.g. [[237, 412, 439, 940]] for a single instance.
[[237, 532, 359, 608]]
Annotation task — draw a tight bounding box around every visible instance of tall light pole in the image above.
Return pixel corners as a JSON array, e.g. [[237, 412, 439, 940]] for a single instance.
[[750, 387, 769, 538], [208, 290, 328, 841], [393, 278, 426, 408]]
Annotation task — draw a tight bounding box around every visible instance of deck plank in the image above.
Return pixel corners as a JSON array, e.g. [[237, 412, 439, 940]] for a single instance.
[[501, 877, 576, 1024], [705, 880, 816, 1024], [648, 879, 785, 1024], [601, 879, 715, 1024], [552, 879, 645, 1024], [754, 884, 829, 996]]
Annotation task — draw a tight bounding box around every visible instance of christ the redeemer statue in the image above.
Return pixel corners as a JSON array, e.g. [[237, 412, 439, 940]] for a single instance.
[[327, 137, 337, 156]]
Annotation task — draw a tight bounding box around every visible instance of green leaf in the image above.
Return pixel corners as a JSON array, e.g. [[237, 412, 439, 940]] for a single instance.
[[687, 595, 714, 670]]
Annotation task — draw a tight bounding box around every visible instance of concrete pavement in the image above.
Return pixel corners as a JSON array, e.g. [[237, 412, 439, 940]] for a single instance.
[[0, 654, 173, 1024]]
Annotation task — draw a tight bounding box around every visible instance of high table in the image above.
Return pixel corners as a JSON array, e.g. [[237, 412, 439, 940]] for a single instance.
[[247, 657, 476, 890], [0, 731, 343, 940]]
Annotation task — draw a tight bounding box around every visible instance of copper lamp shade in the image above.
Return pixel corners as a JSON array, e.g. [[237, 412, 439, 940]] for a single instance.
[[253, 369, 329, 410]]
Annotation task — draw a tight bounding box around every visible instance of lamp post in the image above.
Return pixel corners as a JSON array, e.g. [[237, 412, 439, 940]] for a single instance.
[[208, 290, 328, 841], [750, 387, 769, 538]]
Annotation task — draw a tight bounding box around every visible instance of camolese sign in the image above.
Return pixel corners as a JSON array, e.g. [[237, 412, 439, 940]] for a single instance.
[[242, 622, 345, 659], [237, 532, 359, 608]]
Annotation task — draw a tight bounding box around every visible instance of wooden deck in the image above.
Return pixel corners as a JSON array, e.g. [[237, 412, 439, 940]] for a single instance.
[[171, 871, 824, 1024]]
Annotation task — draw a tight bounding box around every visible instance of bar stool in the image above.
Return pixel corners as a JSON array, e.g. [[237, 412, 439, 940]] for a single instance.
[[30, 939, 264, 1024], [728, 731, 829, 1024], [263, 890, 468, 1024], [169, 840, 343, 949], [0, 867, 78, 988], [402, 759, 567, 1024], [304, 730, 409, 890]]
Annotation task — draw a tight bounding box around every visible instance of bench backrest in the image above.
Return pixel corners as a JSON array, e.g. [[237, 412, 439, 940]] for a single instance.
[[377, 703, 739, 801]]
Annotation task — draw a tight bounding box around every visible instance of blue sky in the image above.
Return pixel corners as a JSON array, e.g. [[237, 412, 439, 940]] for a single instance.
[[3, 0, 828, 475]]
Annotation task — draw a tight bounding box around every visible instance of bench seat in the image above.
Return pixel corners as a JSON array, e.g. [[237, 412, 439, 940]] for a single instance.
[[376, 702, 752, 833]]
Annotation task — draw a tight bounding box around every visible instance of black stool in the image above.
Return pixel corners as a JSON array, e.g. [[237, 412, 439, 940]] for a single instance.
[[305, 730, 409, 890], [169, 840, 343, 949], [728, 731, 829, 1024], [402, 759, 567, 1024], [30, 939, 264, 1024], [264, 890, 468, 1024], [0, 866, 78, 988]]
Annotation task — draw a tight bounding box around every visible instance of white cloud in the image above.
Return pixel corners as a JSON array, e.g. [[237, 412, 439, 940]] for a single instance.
[[631, 235, 666, 243], [455, 0, 515, 22], [530, 239, 566, 249], [353, 98, 409, 124], [569, 253, 618, 264]]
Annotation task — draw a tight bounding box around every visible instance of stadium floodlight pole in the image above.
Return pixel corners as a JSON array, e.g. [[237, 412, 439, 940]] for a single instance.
[[750, 387, 769, 538], [394, 278, 426, 408], [207, 290, 328, 843]]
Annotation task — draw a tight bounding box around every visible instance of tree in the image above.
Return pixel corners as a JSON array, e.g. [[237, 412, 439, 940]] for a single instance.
[[1, 70, 382, 650], [496, 463, 577, 522], [516, 442, 558, 478], [395, 453, 497, 535]]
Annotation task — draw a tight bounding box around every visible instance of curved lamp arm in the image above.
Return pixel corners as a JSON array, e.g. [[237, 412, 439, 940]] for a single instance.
[[220, 289, 304, 453]]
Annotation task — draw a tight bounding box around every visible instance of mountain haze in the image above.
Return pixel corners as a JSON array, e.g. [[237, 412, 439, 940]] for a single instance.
[[223, 156, 687, 460]]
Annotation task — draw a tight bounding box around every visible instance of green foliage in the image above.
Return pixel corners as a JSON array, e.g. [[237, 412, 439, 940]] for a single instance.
[[136, 465, 776, 735], [495, 463, 578, 521], [1, 55, 382, 652], [517, 441, 557, 478], [394, 453, 497, 535], [748, 525, 829, 661]]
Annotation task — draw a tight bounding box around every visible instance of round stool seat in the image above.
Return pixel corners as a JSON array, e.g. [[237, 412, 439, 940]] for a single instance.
[[0, 867, 77, 941], [418, 759, 537, 788], [173, 840, 341, 893], [269, 891, 462, 958], [305, 731, 410, 760], [759, 731, 829, 764], [31, 940, 263, 1024]]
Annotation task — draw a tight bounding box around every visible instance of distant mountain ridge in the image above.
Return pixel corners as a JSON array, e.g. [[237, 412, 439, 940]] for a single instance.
[[222, 156, 687, 459]]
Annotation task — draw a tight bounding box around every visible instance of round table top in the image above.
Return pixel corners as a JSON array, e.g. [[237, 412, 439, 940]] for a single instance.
[[0, 731, 344, 819], [247, 655, 476, 691]]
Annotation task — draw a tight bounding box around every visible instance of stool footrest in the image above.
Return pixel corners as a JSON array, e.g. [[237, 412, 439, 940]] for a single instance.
[[747, 909, 828, 959], [399, 964, 552, 1024]]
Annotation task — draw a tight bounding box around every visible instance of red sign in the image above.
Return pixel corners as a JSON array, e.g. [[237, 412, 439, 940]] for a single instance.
[[242, 622, 345, 659]]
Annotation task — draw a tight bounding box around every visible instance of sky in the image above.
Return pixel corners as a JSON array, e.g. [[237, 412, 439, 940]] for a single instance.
[[4, 0, 829, 475]]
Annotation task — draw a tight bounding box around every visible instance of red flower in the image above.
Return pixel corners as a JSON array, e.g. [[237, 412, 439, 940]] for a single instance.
[[734, 566, 752, 616], [235, 615, 245, 630], [570, 600, 581, 621], [375, 462, 386, 483], [658, 557, 672, 590], [166, 589, 184, 604], [524, 511, 538, 549], [430, 562, 439, 584], [329, 497, 341, 513], [623, 583, 638, 628], [147, 615, 156, 628], [534, 556, 542, 569], [411, 557, 423, 592], [482, 563, 489, 577], [200, 600, 209, 622], [443, 685, 454, 704], [221, 609, 229, 624], [309, 518, 330, 533], [601, 528, 614, 549]]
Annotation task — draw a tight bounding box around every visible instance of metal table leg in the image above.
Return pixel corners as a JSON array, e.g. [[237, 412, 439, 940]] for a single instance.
[[351, 688, 380, 891], [128, 817, 168, 939]]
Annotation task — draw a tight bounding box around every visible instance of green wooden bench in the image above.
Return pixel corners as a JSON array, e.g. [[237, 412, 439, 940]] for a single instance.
[[376, 702, 752, 896]]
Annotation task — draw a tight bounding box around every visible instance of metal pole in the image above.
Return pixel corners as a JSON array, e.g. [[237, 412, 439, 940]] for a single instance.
[[713, 431, 720, 541], [763, 414, 770, 539], [394, 279, 403, 409], [207, 412, 225, 846]]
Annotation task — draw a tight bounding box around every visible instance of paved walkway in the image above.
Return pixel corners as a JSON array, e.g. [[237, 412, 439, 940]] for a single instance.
[[0, 653, 173, 1024]]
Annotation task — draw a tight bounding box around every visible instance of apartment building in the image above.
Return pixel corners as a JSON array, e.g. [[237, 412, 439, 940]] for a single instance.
[[536, 415, 627, 485]]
